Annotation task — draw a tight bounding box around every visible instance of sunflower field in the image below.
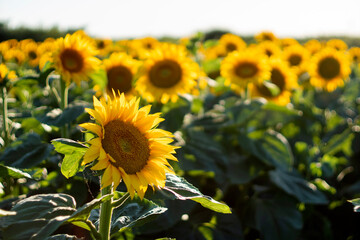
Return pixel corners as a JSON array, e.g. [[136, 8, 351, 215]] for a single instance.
[[0, 30, 360, 240]]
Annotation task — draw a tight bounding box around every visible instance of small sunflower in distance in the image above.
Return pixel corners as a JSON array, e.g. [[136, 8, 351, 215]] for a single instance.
[[135, 43, 200, 103], [103, 52, 139, 98], [80, 91, 178, 199], [282, 44, 310, 75], [220, 49, 271, 90], [251, 58, 298, 105], [53, 32, 101, 86], [218, 33, 246, 55], [309, 48, 351, 91]]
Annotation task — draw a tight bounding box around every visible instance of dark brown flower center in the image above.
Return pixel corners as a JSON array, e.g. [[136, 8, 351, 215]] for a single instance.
[[149, 59, 182, 88], [28, 51, 37, 60], [60, 48, 84, 73], [234, 62, 258, 78], [318, 57, 340, 80], [256, 68, 285, 97], [288, 54, 302, 66], [226, 43, 237, 52], [107, 66, 133, 93], [102, 120, 150, 174]]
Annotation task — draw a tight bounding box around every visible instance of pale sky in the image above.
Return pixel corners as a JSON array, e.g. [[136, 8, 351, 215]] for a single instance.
[[1, 0, 359, 39]]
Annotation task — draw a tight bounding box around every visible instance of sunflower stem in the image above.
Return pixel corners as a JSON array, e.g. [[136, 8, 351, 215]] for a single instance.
[[99, 184, 113, 240], [59, 78, 69, 138], [1, 87, 9, 148]]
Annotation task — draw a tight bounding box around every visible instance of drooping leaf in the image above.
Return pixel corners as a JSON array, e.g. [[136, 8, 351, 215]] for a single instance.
[[238, 130, 294, 171], [245, 193, 303, 240], [0, 164, 32, 179], [0, 133, 53, 168], [322, 128, 354, 156], [160, 174, 231, 214], [108, 192, 168, 235], [45, 234, 81, 240], [51, 138, 88, 178], [269, 169, 328, 204], [37, 105, 85, 127]]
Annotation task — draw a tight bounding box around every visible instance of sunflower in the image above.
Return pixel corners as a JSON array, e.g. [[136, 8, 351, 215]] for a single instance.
[[95, 38, 113, 57], [326, 39, 348, 51], [3, 49, 26, 65], [218, 33, 246, 55], [79, 92, 178, 199], [348, 47, 360, 64], [135, 43, 200, 103], [103, 52, 140, 98], [220, 49, 271, 90], [52, 33, 101, 86], [251, 58, 298, 105], [309, 48, 351, 91], [256, 41, 282, 58], [22, 41, 40, 67], [255, 31, 278, 43], [0, 63, 17, 84], [129, 37, 160, 59], [280, 38, 299, 49], [282, 44, 310, 75], [304, 39, 323, 55]]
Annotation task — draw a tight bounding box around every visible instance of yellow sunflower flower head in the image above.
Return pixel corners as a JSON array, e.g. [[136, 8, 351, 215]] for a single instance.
[[3, 48, 26, 65], [280, 38, 299, 49], [53, 33, 101, 86], [255, 31, 278, 43], [135, 43, 200, 104], [79, 91, 179, 199], [304, 39, 324, 55], [218, 33, 246, 55], [22, 41, 40, 67], [326, 39, 348, 52], [256, 41, 282, 58], [220, 48, 271, 90], [282, 44, 310, 76], [348, 47, 360, 64], [309, 48, 351, 92], [102, 52, 140, 98], [0, 63, 17, 84], [251, 58, 298, 106]]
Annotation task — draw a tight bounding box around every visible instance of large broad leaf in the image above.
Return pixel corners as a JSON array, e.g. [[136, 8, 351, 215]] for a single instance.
[[51, 138, 88, 178], [179, 128, 228, 185], [45, 234, 81, 240], [269, 169, 328, 204], [0, 193, 112, 240], [161, 104, 191, 132], [0, 164, 32, 179], [322, 128, 354, 156], [91, 192, 167, 237], [226, 98, 264, 127], [159, 174, 231, 214], [245, 193, 303, 240], [0, 133, 53, 168], [238, 129, 294, 171], [36, 105, 85, 127]]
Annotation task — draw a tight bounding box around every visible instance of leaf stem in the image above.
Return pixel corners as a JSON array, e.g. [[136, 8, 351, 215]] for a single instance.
[[60, 78, 69, 138], [99, 184, 113, 240], [111, 192, 130, 208], [1, 87, 9, 147]]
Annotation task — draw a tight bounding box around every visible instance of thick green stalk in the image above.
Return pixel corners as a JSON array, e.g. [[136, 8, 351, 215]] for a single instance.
[[59, 79, 69, 138], [99, 185, 113, 240], [1, 87, 9, 147]]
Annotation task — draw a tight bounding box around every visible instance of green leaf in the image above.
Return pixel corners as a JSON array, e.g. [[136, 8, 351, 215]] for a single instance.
[[45, 234, 81, 240], [348, 198, 360, 212], [37, 105, 85, 127], [89, 68, 107, 89], [0, 133, 53, 168], [269, 169, 328, 204], [0, 164, 32, 179], [322, 128, 354, 156], [161, 174, 231, 214], [1, 193, 76, 240], [226, 98, 264, 126], [161, 104, 191, 132], [51, 138, 87, 178], [238, 130, 294, 171], [1, 193, 112, 240], [262, 80, 280, 97], [108, 192, 168, 235], [226, 153, 263, 185], [0, 209, 16, 217], [246, 193, 303, 240]]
